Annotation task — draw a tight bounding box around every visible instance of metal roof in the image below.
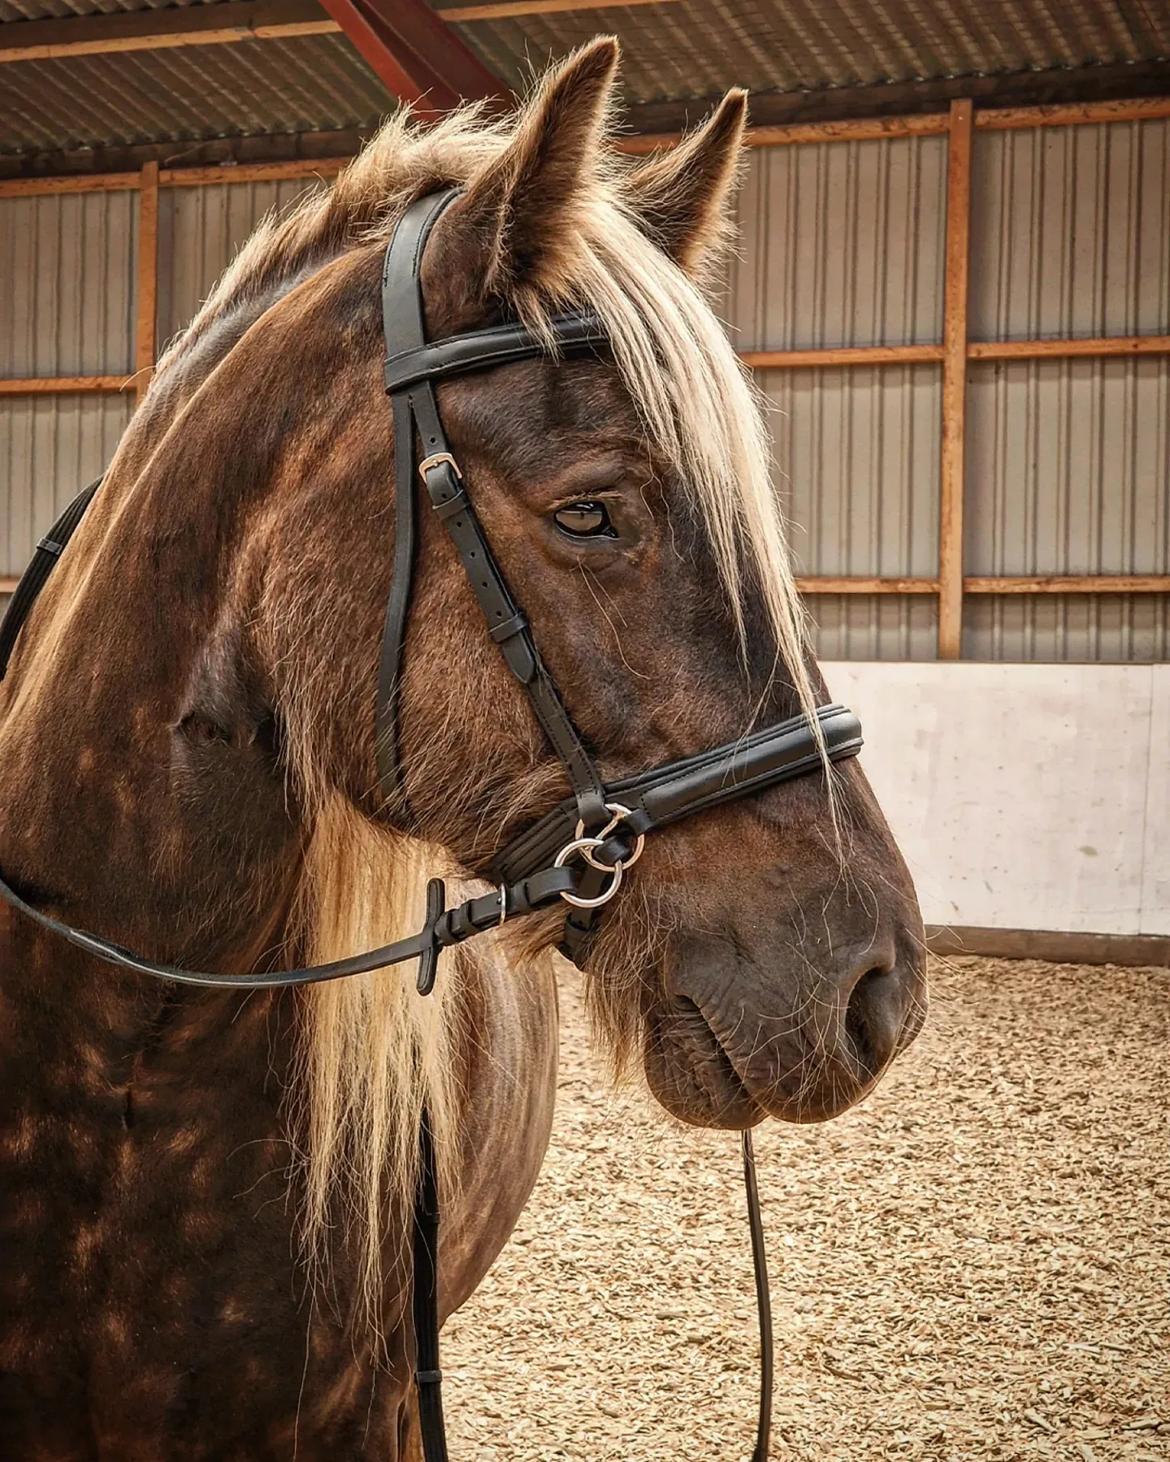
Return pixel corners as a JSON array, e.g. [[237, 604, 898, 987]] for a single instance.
[[0, 0, 211, 21], [458, 0, 1170, 106], [1, 0, 1168, 166], [1, 34, 388, 156]]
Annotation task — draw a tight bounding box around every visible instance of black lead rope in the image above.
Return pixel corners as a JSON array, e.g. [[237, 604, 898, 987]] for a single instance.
[[743, 1130, 774, 1462], [413, 1109, 449, 1462], [408, 1130, 773, 1462]]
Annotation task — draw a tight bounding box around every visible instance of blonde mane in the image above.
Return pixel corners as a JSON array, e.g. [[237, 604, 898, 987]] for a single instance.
[[156, 66, 820, 1337]]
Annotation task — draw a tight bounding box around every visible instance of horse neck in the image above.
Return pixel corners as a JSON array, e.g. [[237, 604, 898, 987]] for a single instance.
[[0, 371, 304, 1044]]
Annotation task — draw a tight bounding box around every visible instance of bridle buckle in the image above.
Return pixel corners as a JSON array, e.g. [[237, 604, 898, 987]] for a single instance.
[[417, 451, 462, 482]]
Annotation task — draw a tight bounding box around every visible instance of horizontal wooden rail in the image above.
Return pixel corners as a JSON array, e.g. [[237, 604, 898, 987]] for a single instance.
[[0, 375, 131, 395], [620, 95, 1170, 155], [965, 576, 1170, 595], [796, 577, 939, 594], [743, 344, 944, 368], [4, 573, 1162, 599], [160, 158, 346, 188], [0, 173, 140, 198], [975, 96, 1170, 133], [969, 335, 1170, 361], [619, 114, 951, 154], [748, 336, 1170, 369], [796, 576, 1170, 595]]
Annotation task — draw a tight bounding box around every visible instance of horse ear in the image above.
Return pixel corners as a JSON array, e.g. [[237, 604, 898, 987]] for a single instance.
[[422, 37, 620, 323], [627, 89, 748, 282]]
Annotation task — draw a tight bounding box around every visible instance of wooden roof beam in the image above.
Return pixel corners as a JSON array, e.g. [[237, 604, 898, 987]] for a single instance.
[[316, 0, 504, 113]]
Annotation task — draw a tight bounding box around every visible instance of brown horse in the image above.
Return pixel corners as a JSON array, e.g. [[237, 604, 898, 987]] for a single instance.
[[0, 39, 925, 1459]]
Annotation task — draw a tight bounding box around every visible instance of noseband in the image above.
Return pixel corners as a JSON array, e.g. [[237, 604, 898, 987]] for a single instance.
[[0, 188, 864, 1461]]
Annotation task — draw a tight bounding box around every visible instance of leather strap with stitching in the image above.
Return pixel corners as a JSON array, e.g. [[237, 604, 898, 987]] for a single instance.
[[378, 189, 609, 833]]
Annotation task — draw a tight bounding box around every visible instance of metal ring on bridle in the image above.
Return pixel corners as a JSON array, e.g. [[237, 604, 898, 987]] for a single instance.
[[553, 835, 624, 909], [573, 802, 646, 874]]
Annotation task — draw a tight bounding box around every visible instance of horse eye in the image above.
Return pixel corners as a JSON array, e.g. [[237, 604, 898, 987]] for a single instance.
[[553, 501, 615, 539]]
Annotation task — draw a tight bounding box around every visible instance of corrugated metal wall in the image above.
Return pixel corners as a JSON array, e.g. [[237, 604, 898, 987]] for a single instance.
[[724, 119, 1168, 662], [729, 137, 947, 659], [729, 136, 948, 350], [969, 121, 1170, 340], [964, 119, 1170, 660], [0, 190, 137, 583], [158, 179, 324, 349], [965, 357, 1169, 659], [1, 123, 1166, 660]]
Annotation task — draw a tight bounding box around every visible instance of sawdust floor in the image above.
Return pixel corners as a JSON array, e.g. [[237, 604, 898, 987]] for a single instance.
[[443, 958, 1168, 1461]]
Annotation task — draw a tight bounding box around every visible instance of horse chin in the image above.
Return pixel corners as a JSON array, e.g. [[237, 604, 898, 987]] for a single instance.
[[643, 995, 906, 1130], [643, 998, 766, 1130]]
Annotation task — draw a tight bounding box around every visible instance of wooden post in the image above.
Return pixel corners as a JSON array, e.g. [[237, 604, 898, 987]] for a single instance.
[[938, 99, 973, 660], [134, 161, 159, 401]]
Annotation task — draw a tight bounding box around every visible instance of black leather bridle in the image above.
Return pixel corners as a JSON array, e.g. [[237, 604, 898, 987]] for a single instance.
[[0, 188, 865, 1460]]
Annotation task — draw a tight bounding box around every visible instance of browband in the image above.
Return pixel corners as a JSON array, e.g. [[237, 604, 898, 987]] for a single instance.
[[384, 314, 608, 395]]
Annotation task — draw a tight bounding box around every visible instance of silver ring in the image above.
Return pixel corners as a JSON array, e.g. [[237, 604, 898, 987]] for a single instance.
[[497, 883, 507, 927], [554, 835, 624, 909], [573, 802, 646, 874]]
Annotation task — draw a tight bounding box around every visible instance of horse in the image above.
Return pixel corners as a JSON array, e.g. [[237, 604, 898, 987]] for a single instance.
[[0, 38, 926, 1459]]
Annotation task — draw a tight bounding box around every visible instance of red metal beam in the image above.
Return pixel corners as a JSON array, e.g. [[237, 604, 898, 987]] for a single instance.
[[319, 0, 505, 115]]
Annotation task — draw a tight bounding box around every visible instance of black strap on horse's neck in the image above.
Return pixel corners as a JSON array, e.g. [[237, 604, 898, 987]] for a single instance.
[[0, 477, 101, 680], [0, 186, 876, 1462]]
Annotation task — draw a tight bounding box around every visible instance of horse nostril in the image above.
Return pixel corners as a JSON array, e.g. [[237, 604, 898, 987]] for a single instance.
[[843, 963, 904, 1079]]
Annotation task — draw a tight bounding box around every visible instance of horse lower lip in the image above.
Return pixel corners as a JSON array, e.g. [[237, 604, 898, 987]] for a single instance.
[[682, 998, 895, 1125], [645, 1000, 763, 1127]]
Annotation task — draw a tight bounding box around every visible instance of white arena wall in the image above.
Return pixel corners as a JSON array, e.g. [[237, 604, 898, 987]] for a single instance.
[[827, 661, 1169, 940]]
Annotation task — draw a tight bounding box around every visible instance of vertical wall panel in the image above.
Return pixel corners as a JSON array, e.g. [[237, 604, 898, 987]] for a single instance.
[[157, 179, 326, 347], [1, 395, 135, 576], [729, 136, 947, 351], [764, 364, 941, 574], [970, 119, 1170, 341], [760, 363, 941, 658], [966, 358, 1169, 576], [964, 595, 1169, 663], [813, 596, 938, 662], [1, 189, 137, 609], [0, 191, 137, 377], [964, 350, 1169, 661]]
